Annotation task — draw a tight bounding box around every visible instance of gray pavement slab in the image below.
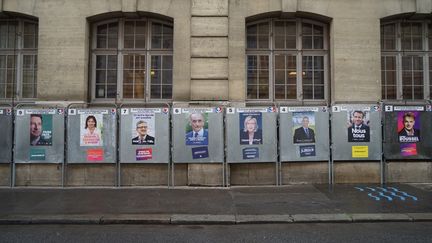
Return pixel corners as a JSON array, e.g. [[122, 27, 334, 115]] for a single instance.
[[0, 184, 430, 224], [292, 214, 352, 223], [171, 214, 236, 224], [236, 214, 293, 223], [350, 213, 412, 222]]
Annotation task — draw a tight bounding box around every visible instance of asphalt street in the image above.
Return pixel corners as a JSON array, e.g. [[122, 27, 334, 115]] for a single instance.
[[1, 222, 432, 243]]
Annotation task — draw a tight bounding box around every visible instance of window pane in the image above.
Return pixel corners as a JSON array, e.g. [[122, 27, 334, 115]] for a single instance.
[[247, 35, 257, 49], [161, 85, 172, 99], [124, 35, 134, 48], [314, 85, 324, 99], [96, 70, 106, 84], [275, 70, 285, 84], [258, 85, 269, 99], [302, 23, 312, 35], [302, 36, 312, 49], [95, 85, 105, 98], [413, 86, 423, 99], [22, 83, 34, 98], [106, 85, 117, 98], [247, 86, 258, 99], [314, 71, 324, 85], [150, 85, 161, 99], [96, 56, 106, 69], [287, 85, 296, 99], [313, 36, 323, 49], [152, 35, 162, 49], [275, 85, 285, 99], [124, 21, 134, 35], [302, 85, 313, 99], [123, 84, 134, 98], [258, 35, 269, 49]]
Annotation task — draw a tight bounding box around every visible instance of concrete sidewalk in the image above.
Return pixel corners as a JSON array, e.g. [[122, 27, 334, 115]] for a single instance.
[[0, 184, 431, 225]]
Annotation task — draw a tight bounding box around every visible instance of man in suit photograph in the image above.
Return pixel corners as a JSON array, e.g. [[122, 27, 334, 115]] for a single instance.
[[293, 116, 315, 144], [132, 120, 155, 145], [398, 112, 420, 143], [186, 113, 208, 145], [347, 110, 370, 142]]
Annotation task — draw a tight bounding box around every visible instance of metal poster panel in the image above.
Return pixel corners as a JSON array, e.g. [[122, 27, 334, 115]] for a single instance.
[[14, 108, 65, 163], [172, 107, 224, 163], [279, 106, 330, 161], [119, 107, 170, 163], [226, 107, 277, 163], [0, 107, 13, 163], [383, 105, 432, 160], [331, 104, 382, 161], [67, 108, 117, 163]]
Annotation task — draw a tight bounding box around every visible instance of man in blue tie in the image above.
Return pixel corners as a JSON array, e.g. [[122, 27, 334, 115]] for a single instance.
[[185, 113, 209, 145], [293, 116, 315, 143]]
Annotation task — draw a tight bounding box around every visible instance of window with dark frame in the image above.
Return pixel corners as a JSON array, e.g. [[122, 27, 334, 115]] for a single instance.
[[92, 18, 173, 101], [0, 19, 38, 100], [246, 18, 328, 101], [381, 20, 431, 100]]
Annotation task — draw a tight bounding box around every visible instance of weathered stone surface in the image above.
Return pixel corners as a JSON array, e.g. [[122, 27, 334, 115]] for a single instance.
[[334, 162, 380, 184], [66, 164, 116, 186], [191, 37, 228, 57], [0, 164, 10, 186], [188, 164, 224, 186], [191, 0, 228, 16], [191, 17, 228, 36], [191, 58, 228, 79], [190, 80, 228, 100], [15, 164, 62, 187], [282, 162, 329, 184], [120, 164, 169, 186], [230, 163, 276, 185], [386, 162, 432, 183]]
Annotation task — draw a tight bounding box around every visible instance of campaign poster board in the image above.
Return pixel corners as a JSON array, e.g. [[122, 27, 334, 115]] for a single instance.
[[119, 107, 170, 163], [14, 108, 65, 163], [226, 107, 277, 163], [383, 105, 432, 160], [172, 107, 224, 163], [279, 106, 329, 161], [67, 108, 117, 163], [0, 107, 13, 163], [331, 104, 382, 161]]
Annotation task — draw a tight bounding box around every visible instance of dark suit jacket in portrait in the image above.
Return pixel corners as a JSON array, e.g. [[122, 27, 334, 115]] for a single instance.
[[132, 135, 155, 145], [348, 123, 370, 142], [293, 127, 315, 144], [185, 129, 209, 145], [240, 129, 262, 145], [398, 129, 420, 143]]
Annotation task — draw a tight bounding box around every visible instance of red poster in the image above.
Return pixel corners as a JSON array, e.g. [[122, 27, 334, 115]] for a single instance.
[[87, 149, 104, 161]]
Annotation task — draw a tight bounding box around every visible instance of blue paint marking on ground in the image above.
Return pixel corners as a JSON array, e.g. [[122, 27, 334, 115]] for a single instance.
[[387, 187, 418, 201], [354, 186, 418, 202]]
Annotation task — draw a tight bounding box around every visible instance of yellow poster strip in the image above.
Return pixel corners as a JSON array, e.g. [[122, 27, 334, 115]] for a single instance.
[[352, 146, 369, 158]]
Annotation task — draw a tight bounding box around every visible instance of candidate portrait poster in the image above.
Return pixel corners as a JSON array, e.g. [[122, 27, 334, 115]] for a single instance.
[[29, 114, 53, 146], [397, 111, 420, 143], [292, 111, 316, 144], [347, 110, 370, 142], [131, 113, 156, 145], [80, 114, 103, 146], [397, 111, 421, 156], [185, 112, 209, 146], [239, 112, 263, 145]]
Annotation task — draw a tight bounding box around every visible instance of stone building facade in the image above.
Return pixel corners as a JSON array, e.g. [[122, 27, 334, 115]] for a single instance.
[[0, 0, 431, 186]]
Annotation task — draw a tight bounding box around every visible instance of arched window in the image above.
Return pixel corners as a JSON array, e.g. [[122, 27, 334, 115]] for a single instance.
[[246, 18, 329, 101], [91, 17, 173, 101], [381, 19, 432, 100], [0, 18, 38, 100]]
